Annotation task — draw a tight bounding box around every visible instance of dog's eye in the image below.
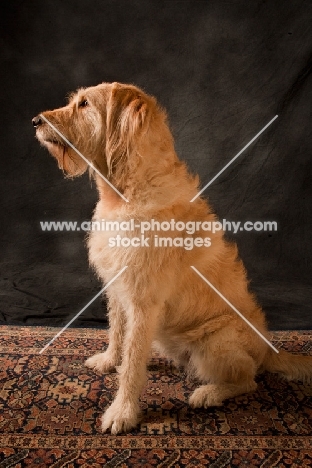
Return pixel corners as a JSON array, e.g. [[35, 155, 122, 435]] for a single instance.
[[79, 100, 88, 108]]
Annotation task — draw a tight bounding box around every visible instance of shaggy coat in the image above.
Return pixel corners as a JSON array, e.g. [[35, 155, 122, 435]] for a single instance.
[[33, 82, 312, 434]]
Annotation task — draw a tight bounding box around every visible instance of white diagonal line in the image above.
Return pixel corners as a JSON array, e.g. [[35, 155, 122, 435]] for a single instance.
[[40, 114, 129, 203], [39, 266, 128, 354], [190, 115, 278, 202], [190, 265, 279, 353]]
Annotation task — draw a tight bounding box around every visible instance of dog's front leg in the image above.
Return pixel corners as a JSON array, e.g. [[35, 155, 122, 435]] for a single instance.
[[101, 302, 160, 434], [85, 296, 125, 373]]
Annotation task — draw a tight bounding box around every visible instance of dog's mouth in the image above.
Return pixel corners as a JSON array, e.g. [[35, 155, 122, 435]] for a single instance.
[[35, 125, 64, 146], [38, 134, 68, 168], [40, 135, 86, 176], [45, 138, 62, 144], [40, 134, 68, 155], [43, 137, 66, 147]]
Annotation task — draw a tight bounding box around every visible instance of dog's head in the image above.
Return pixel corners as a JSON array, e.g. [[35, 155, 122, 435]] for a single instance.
[[33, 82, 163, 185]]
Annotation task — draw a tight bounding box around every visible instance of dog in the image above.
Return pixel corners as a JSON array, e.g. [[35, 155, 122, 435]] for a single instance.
[[33, 82, 312, 434]]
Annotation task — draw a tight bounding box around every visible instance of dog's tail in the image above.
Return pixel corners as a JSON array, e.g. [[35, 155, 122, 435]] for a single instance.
[[263, 348, 312, 382]]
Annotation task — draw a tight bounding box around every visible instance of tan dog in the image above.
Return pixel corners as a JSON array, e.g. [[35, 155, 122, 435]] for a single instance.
[[33, 82, 312, 434]]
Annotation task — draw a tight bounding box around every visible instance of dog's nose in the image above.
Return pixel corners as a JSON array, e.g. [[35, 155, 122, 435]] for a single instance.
[[32, 116, 43, 127]]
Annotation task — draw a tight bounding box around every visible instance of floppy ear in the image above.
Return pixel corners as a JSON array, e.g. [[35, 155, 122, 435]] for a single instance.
[[105, 83, 149, 177]]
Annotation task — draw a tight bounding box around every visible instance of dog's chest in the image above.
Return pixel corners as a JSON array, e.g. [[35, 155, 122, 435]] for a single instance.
[[87, 216, 149, 271]]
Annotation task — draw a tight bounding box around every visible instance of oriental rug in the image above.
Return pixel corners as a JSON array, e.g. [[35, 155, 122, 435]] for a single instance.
[[0, 326, 311, 467]]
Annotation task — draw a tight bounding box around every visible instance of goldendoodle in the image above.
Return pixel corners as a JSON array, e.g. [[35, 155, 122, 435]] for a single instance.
[[33, 82, 312, 434]]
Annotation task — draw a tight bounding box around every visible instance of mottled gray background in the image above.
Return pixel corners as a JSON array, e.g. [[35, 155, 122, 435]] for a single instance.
[[1, 0, 311, 329]]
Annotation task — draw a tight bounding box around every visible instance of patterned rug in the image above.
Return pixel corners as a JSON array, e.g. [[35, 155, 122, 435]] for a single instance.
[[0, 326, 311, 467]]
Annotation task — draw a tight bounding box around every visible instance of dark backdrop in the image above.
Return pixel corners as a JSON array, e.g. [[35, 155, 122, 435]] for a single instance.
[[1, 0, 311, 330]]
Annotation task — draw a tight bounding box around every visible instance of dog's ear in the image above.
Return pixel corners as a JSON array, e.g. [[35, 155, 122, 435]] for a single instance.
[[105, 83, 150, 177]]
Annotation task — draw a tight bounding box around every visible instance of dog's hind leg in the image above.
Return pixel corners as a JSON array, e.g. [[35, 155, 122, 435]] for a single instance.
[[85, 296, 125, 373], [189, 333, 260, 408]]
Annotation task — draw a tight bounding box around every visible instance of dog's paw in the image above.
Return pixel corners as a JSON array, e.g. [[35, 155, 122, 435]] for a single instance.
[[189, 385, 223, 408], [101, 399, 140, 435], [85, 352, 117, 373]]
